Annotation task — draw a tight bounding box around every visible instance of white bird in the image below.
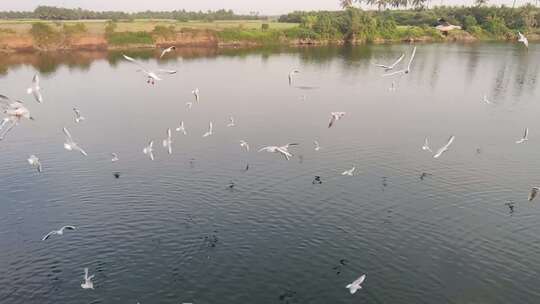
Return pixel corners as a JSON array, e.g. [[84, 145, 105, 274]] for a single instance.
[[186, 102, 193, 110], [258, 143, 298, 160], [111, 153, 119, 162], [516, 128, 529, 144], [143, 140, 154, 160], [176, 121, 187, 135], [342, 166, 355, 176], [288, 69, 300, 86], [422, 137, 432, 152], [227, 116, 236, 127], [73, 107, 85, 123], [192, 88, 200, 103], [346, 274, 366, 294], [314, 140, 321, 151], [518, 31, 529, 48], [63, 127, 88, 156], [27, 154, 42, 173], [240, 140, 250, 152], [483, 94, 491, 105], [373, 53, 405, 71], [433, 135, 455, 159], [383, 47, 417, 77], [529, 187, 539, 202], [81, 268, 95, 290], [162, 128, 173, 154], [202, 122, 213, 137], [42, 225, 76, 241], [27, 74, 43, 103], [159, 46, 176, 59], [123, 54, 177, 85], [328, 112, 346, 128], [0, 94, 34, 140]]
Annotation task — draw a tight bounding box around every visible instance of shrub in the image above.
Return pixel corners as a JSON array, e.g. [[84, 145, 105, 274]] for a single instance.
[[463, 15, 478, 30], [63, 23, 87, 36], [104, 20, 117, 36], [152, 25, 176, 40], [483, 15, 510, 37], [29, 22, 61, 47], [261, 23, 270, 31]]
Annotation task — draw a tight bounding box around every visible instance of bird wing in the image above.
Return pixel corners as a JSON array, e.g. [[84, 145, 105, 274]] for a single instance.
[[382, 69, 405, 77], [32, 74, 40, 86], [258, 146, 273, 152], [62, 127, 74, 142], [372, 63, 390, 69], [407, 47, 417, 71], [524, 128, 528, 139], [62, 225, 76, 230], [84, 268, 89, 279], [389, 53, 405, 69], [353, 274, 366, 285], [75, 145, 88, 156], [328, 115, 336, 128], [32, 90, 43, 104], [42, 231, 55, 241], [157, 69, 177, 75], [167, 128, 172, 138], [123, 54, 149, 72]]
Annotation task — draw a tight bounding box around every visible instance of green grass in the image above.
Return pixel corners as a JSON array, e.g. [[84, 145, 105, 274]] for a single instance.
[[106, 31, 154, 45]]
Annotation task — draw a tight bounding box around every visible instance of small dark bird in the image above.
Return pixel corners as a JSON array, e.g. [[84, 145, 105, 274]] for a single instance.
[[312, 176, 322, 184], [504, 201, 515, 214], [420, 172, 432, 180], [113, 172, 120, 179], [244, 163, 249, 171], [228, 182, 235, 189], [528, 187, 539, 202]]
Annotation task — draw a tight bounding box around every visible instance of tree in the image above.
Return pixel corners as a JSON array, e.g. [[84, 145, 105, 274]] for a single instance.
[[475, 0, 488, 6]]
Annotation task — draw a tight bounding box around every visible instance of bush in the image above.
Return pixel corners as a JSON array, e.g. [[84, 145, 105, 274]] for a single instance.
[[104, 20, 117, 36], [261, 23, 270, 31], [63, 23, 87, 36], [29, 22, 61, 47], [463, 15, 478, 30], [106, 31, 154, 45], [152, 25, 176, 40], [483, 15, 510, 37], [283, 27, 320, 40]]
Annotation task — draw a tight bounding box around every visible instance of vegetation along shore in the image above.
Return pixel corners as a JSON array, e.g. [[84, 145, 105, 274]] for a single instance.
[[0, 4, 539, 52]]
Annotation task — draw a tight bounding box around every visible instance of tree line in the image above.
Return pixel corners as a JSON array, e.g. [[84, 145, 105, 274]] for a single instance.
[[0, 6, 261, 21]]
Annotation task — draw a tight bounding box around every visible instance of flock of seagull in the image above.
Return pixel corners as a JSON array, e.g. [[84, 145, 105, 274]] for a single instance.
[[0, 32, 533, 299]]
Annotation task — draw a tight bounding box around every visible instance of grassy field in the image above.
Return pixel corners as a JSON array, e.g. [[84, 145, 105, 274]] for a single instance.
[[0, 19, 298, 35]]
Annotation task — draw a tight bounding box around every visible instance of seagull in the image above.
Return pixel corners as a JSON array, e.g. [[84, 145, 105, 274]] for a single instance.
[[186, 102, 193, 110], [422, 137, 432, 152], [342, 166, 355, 176], [258, 143, 298, 160], [143, 140, 154, 160], [383, 46, 417, 77], [202, 122, 213, 137], [123, 54, 177, 85], [73, 108, 85, 123], [240, 140, 250, 151], [227, 117, 236, 127], [63, 127, 87, 156], [516, 128, 528, 144], [27, 74, 43, 103], [483, 94, 491, 105], [518, 31, 529, 48], [288, 69, 300, 86], [373, 53, 405, 71], [111, 153, 119, 162], [159, 46, 176, 59], [346, 274, 366, 294], [42, 225, 76, 241], [389, 81, 396, 91], [433, 135, 455, 159], [0, 94, 34, 140], [27, 155, 42, 173], [328, 112, 346, 128], [81, 268, 95, 290], [192, 88, 200, 103], [162, 128, 173, 154], [528, 187, 539, 202], [314, 140, 321, 151], [176, 121, 187, 135]]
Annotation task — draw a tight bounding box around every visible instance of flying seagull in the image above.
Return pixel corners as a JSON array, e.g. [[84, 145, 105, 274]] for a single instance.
[[63, 127, 88, 156], [122, 54, 177, 85], [483, 94, 491, 105], [81, 268, 95, 290], [516, 128, 528, 144], [433, 135, 455, 159], [328, 112, 346, 128], [162, 128, 173, 154], [73, 108, 85, 123], [346, 274, 366, 294], [42, 225, 75, 241], [314, 140, 321, 151], [288, 69, 300, 86], [192, 88, 200, 103], [528, 187, 539, 202], [176, 121, 187, 135], [186, 102, 193, 110], [373, 53, 405, 71], [27, 155, 42, 173], [383, 46, 417, 77], [240, 140, 250, 152], [202, 122, 213, 137], [111, 153, 119, 162], [342, 166, 356, 176], [143, 140, 154, 160], [0, 94, 34, 140], [159, 46, 176, 59], [227, 117, 236, 127], [258, 143, 298, 160], [27, 74, 43, 103], [518, 31, 529, 48], [422, 137, 432, 152]]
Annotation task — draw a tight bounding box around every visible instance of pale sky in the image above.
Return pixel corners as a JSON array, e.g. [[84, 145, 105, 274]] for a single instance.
[[0, 0, 520, 15]]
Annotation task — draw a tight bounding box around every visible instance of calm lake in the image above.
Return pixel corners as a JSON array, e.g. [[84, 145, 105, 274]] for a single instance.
[[1, 43, 540, 304]]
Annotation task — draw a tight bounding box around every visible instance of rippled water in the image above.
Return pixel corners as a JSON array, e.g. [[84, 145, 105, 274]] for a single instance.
[[1, 43, 540, 304]]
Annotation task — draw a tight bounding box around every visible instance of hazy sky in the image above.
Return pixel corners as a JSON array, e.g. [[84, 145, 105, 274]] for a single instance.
[[1, 0, 519, 15]]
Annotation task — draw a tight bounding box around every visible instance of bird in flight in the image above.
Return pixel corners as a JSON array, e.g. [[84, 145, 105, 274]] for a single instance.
[[176, 121, 187, 135], [0, 94, 34, 140], [422, 137, 432, 152], [143, 140, 154, 160], [518, 31, 529, 48], [159, 46, 176, 59], [162, 128, 173, 154], [227, 117, 236, 127], [240, 140, 250, 152], [258, 143, 298, 160], [81, 268, 95, 290], [27, 74, 43, 103], [27, 155, 42, 173], [192, 88, 200, 103], [328, 112, 346, 128], [342, 166, 356, 176], [483, 94, 491, 105], [529, 187, 539, 202], [42, 225, 76, 241], [383, 46, 417, 77], [63, 127, 88, 156], [288, 69, 300, 86], [314, 140, 321, 151], [346, 274, 366, 294], [203, 122, 213, 137], [73, 107, 85, 123], [122, 54, 177, 85], [433, 135, 455, 159], [516, 128, 528, 144], [373, 53, 405, 71], [111, 153, 119, 162]]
